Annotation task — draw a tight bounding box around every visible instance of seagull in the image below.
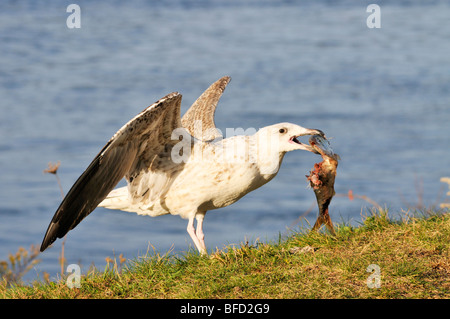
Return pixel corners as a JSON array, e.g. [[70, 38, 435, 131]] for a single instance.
[[40, 76, 324, 255]]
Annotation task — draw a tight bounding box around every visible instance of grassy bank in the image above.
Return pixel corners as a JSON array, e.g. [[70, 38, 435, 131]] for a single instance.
[[1, 210, 449, 299]]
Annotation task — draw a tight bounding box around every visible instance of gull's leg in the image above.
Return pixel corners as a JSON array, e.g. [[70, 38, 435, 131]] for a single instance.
[[187, 217, 203, 253], [186, 213, 207, 255], [195, 212, 207, 255]]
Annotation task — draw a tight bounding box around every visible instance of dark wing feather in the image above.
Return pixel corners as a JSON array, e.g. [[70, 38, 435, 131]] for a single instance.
[[40, 92, 182, 252], [181, 76, 230, 141]]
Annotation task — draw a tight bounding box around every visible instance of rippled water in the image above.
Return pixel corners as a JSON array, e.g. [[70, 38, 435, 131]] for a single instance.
[[1, 1, 449, 282]]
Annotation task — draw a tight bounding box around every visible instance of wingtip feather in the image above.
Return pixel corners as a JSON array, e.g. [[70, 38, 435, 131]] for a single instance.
[[40, 222, 59, 252]]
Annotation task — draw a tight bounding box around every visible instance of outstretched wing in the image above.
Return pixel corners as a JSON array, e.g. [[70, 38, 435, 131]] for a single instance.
[[181, 76, 230, 141], [40, 92, 183, 252]]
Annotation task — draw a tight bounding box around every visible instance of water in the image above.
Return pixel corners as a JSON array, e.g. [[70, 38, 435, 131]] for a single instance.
[[1, 0, 449, 283]]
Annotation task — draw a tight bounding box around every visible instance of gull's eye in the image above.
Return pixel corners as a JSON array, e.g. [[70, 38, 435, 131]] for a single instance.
[[279, 128, 287, 134]]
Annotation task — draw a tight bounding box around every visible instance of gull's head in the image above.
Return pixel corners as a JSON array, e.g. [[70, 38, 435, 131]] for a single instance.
[[257, 122, 325, 154]]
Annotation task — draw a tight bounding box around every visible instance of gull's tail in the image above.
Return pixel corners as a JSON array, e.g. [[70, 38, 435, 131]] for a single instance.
[[98, 187, 131, 211]]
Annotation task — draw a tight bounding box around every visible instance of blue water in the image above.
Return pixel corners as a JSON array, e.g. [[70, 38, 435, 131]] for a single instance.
[[1, 0, 449, 283]]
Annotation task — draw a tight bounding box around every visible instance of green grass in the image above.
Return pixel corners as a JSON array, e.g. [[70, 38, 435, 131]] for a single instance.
[[1, 209, 449, 299]]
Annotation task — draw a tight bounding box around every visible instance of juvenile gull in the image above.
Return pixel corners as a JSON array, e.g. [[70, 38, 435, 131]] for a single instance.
[[40, 76, 324, 254]]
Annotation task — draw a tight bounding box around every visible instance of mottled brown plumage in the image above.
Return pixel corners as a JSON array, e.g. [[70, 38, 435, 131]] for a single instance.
[[181, 76, 230, 141], [40, 76, 325, 255]]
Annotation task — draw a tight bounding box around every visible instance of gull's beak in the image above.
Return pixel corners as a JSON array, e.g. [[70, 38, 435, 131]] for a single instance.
[[289, 128, 326, 154], [306, 129, 325, 138]]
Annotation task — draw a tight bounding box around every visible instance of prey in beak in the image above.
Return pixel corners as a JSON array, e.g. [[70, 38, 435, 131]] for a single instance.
[[306, 134, 340, 235]]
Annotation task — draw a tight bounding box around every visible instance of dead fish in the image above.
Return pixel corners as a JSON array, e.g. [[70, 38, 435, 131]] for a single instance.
[[306, 135, 340, 235]]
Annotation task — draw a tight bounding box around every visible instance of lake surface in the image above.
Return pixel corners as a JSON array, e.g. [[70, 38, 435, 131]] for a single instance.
[[1, 0, 449, 283]]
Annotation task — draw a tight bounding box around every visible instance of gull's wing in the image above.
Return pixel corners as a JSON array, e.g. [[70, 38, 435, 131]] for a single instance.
[[40, 92, 183, 252], [181, 76, 230, 141]]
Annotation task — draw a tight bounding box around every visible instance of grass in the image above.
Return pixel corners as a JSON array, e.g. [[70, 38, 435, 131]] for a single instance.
[[1, 209, 449, 299]]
